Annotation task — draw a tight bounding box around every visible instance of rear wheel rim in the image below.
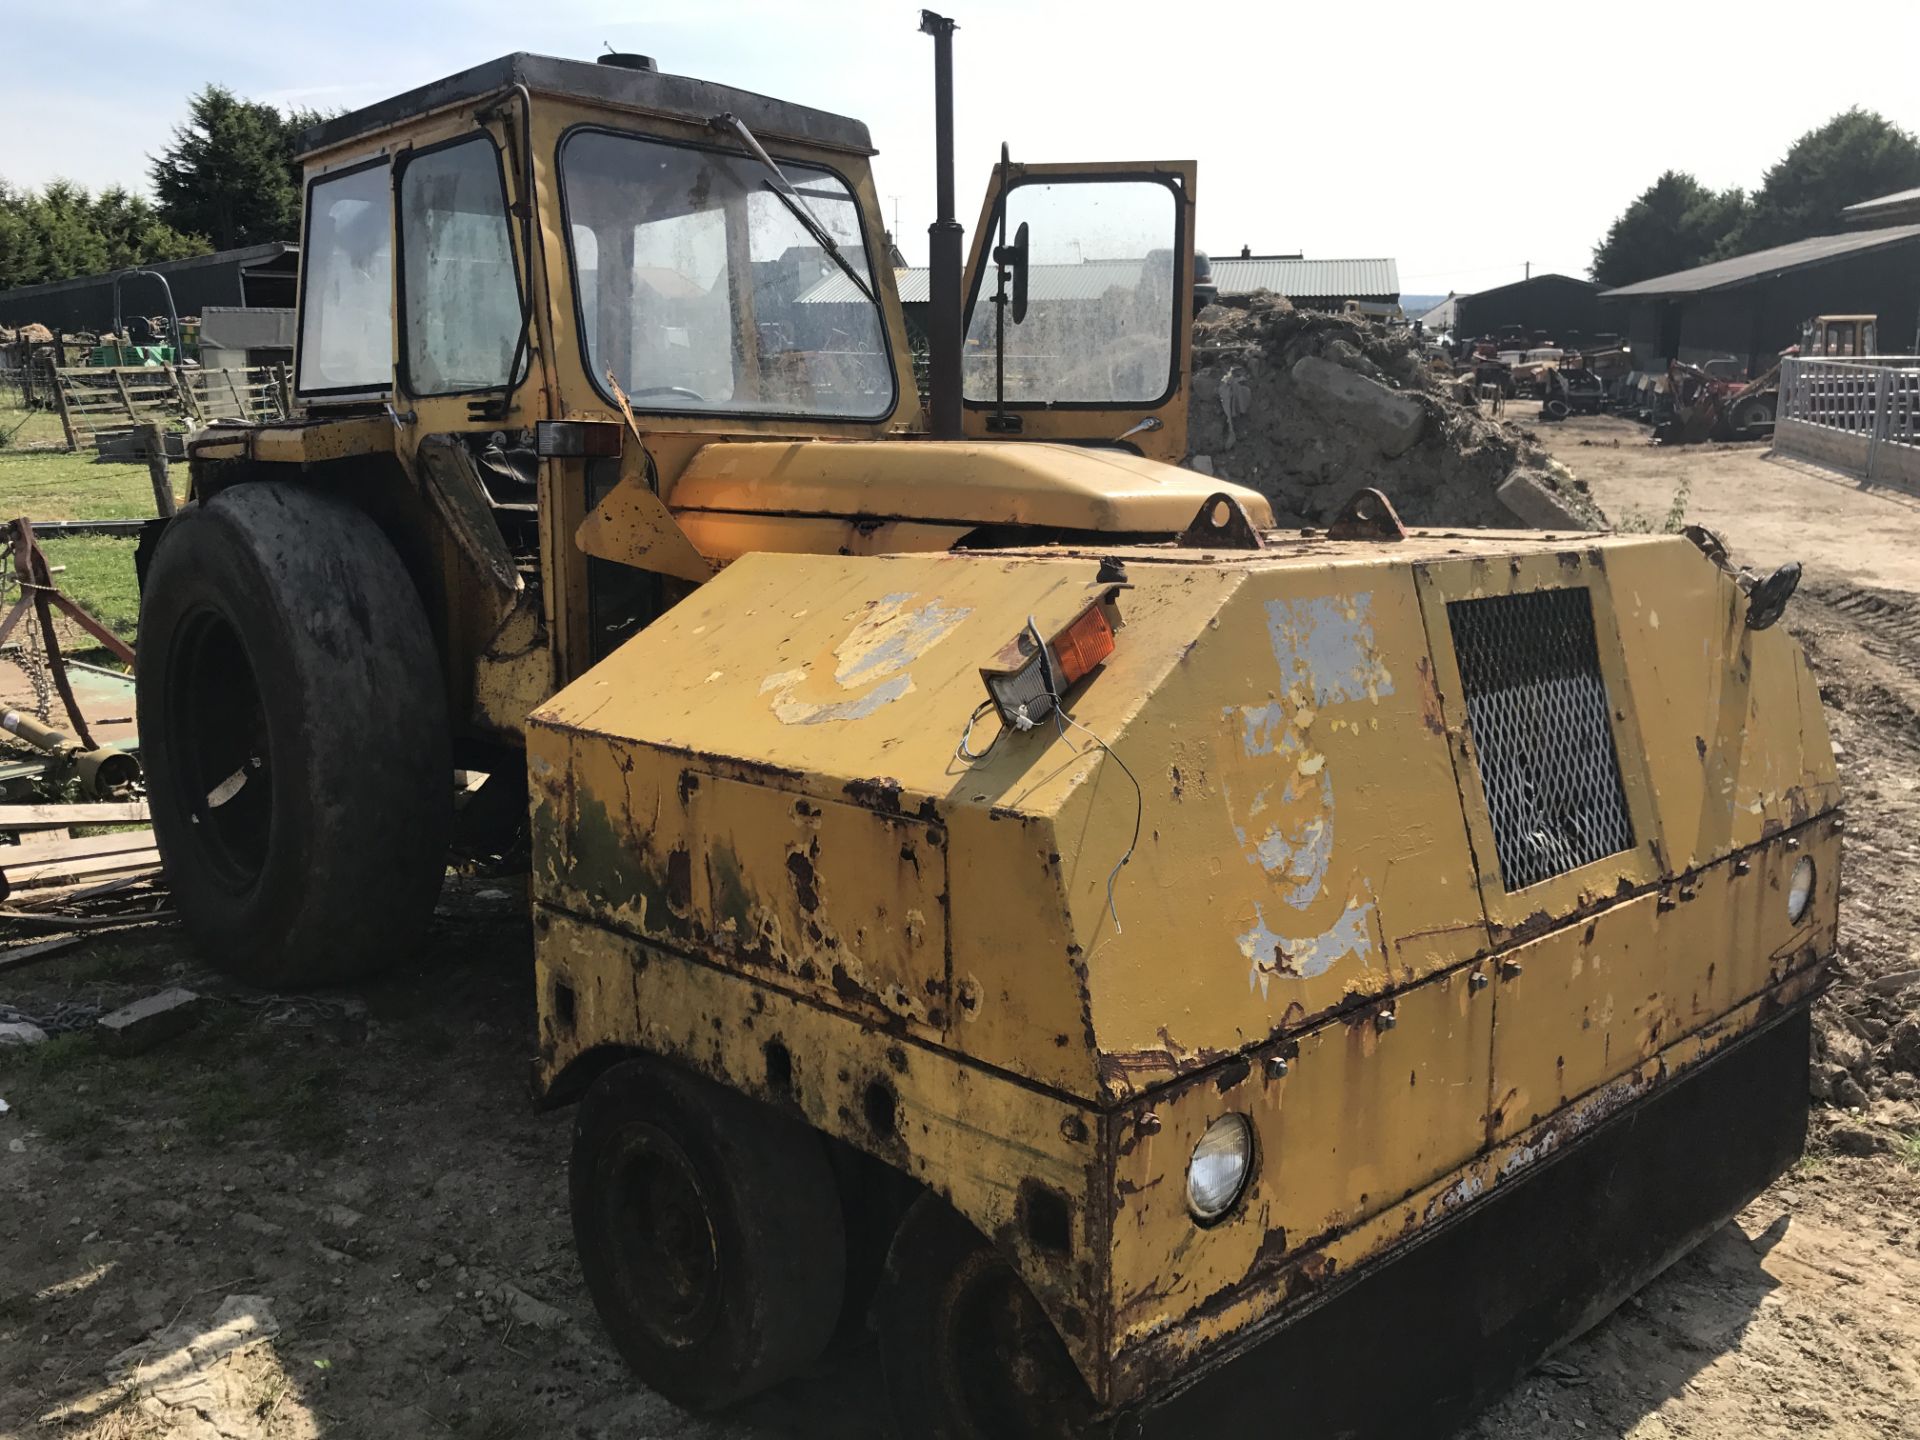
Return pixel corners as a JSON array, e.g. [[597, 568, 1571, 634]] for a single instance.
[[936, 1249, 1091, 1439], [606, 1123, 723, 1348], [163, 607, 271, 891]]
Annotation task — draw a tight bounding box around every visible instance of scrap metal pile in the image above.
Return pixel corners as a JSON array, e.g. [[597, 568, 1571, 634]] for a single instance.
[[1186, 293, 1604, 529]]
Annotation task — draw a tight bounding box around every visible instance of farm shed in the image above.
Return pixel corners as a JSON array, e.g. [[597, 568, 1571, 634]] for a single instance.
[[0, 243, 298, 334], [1602, 227, 1920, 379]]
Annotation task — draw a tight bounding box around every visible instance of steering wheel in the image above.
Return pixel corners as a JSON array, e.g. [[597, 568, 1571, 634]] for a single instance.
[[623, 385, 707, 403]]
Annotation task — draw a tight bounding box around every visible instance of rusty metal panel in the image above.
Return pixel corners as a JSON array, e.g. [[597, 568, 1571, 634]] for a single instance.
[[529, 731, 950, 1036], [1107, 964, 1826, 1401], [1597, 542, 1841, 868], [686, 773, 949, 1032], [1107, 962, 1494, 1354], [532, 908, 1109, 1388], [1490, 823, 1841, 1142], [1060, 563, 1490, 1093]]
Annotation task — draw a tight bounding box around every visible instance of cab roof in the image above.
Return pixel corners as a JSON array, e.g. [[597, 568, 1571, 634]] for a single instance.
[[296, 52, 875, 161]]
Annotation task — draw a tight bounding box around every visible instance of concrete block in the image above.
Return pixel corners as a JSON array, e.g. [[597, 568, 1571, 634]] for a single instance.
[[0, 1021, 48, 1046], [1290, 355, 1426, 457], [96, 988, 203, 1057], [1496, 468, 1595, 531]]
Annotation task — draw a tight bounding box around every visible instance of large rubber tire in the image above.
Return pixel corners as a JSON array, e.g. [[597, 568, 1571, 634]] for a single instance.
[[1732, 395, 1775, 432], [570, 1058, 846, 1411], [136, 483, 450, 986], [877, 1195, 1099, 1440]]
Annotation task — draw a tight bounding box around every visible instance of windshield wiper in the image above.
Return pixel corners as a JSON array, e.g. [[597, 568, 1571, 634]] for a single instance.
[[708, 111, 878, 307]]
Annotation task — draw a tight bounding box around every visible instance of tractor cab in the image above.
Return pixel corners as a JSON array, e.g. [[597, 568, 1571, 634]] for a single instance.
[[1800, 313, 1878, 358]]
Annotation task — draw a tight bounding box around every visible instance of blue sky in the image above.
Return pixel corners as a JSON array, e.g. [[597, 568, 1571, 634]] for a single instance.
[[6, 0, 1920, 294]]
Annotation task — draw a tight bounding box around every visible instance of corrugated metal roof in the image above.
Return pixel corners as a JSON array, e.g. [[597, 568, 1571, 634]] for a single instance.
[[1844, 185, 1920, 216], [801, 261, 1149, 306], [800, 255, 1399, 306], [1600, 225, 1920, 299], [1208, 256, 1398, 299]]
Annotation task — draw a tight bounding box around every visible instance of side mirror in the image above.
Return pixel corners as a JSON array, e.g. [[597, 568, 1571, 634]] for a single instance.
[[994, 221, 1029, 324]]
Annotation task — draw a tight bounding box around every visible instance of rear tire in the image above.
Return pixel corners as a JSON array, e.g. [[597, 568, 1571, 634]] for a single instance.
[[570, 1058, 846, 1410], [136, 483, 450, 986], [877, 1195, 1099, 1440]]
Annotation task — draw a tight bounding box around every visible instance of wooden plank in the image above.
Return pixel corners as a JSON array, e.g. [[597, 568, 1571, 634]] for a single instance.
[[4, 850, 161, 889], [0, 803, 147, 830], [0, 934, 85, 972], [54, 370, 79, 450], [6, 828, 73, 855], [9, 871, 161, 911], [110, 368, 137, 422], [3, 829, 155, 865]]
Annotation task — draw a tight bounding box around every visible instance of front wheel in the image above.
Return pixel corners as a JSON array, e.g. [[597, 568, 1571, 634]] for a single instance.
[[136, 483, 451, 986], [570, 1059, 846, 1410], [877, 1195, 1101, 1440]]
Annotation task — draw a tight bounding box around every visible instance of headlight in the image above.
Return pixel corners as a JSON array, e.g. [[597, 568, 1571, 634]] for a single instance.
[[1187, 1114, 1254, 1222], [1787, 856, 1815, 924]]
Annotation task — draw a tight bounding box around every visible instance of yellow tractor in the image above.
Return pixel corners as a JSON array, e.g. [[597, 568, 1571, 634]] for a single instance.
[[135, 18, 1841, 1438]]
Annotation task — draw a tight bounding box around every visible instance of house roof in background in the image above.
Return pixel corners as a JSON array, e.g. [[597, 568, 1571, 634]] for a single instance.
[[1208, 255, 1399, 299], [805, 255, 1401, 306], [1843, 185, 1920, 218]]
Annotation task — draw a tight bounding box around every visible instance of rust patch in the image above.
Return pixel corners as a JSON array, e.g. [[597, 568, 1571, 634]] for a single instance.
[[1415, 655, 1447, 736], [786, 850, 820, 912], [665, 848, 692, 915]]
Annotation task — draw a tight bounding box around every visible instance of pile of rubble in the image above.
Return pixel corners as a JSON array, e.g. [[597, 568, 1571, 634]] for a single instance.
[[1185, 294, 1603, 530]]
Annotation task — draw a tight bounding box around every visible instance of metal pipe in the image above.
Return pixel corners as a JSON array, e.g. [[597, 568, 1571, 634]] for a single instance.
[[112, 269, 184, 362], [2, 709, 140, 797], [920, 10, 963, 439]]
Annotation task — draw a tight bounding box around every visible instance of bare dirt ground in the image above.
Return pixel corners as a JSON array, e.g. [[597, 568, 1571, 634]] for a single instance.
[[1521, 410, 1920, 593], [3, 420, 1919, 1440]]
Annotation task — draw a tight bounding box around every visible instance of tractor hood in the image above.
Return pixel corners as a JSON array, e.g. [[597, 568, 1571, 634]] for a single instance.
[[666, 440, 1273, 534]]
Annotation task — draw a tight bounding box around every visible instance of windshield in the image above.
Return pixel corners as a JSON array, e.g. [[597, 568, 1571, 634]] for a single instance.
[[560, 131, 894, 419]]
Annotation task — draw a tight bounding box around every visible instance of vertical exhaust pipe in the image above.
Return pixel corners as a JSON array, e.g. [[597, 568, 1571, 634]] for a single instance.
[[920, 10, 963, 439]]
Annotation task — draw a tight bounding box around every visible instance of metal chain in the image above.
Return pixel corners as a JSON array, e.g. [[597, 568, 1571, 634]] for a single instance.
[[0, 542, 55, 727]]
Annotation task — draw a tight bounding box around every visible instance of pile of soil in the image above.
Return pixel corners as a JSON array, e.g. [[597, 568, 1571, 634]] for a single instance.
[[1792, 582, 1920, 1125], [1185, 293, 1603, 529]]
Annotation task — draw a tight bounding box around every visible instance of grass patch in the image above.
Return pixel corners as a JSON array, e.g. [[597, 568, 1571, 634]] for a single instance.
[[0, 396, 186, 521], [0, 1005, 352, 1157], [0, 399, 69, 452], [35, 534, 141, 645], [1900, 1131, 1920, 1172]]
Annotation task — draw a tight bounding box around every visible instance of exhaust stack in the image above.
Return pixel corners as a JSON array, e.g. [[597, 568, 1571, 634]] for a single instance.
[[921, 10, 962, 439]]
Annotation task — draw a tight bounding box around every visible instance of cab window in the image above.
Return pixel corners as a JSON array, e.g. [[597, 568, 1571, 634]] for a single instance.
[[398, 136, 523, 395], [559, 130, 894, 420], [297, 160, 393, 395], [963, 178, 1180, 406]]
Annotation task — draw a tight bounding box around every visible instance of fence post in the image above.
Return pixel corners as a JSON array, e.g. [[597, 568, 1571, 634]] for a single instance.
[[139, 421, 178, 518], [52, 369, 79, 452], [1869, 367, 1891, 482]]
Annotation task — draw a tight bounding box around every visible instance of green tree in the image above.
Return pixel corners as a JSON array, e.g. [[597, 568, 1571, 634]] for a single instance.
[[1591, 172, 1750, 287], [92, 186, 205, 270], [150, 85, 302, 250], [25, 180, 111, 282], [0, 180, 43, 290], [1726, 108, 1920, 253], [0, 178, 206, 290]]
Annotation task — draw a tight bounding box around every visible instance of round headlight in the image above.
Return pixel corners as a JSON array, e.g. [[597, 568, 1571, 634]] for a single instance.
[[1187, 1114, 1254, 1222], [1787, 856, 1815, 924]]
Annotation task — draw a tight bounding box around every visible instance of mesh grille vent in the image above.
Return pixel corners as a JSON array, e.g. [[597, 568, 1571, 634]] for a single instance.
[[1447, 587, 1635, 892]]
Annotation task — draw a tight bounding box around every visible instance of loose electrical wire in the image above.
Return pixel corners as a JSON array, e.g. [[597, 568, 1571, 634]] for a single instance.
[[953, 615, 1144, 932]]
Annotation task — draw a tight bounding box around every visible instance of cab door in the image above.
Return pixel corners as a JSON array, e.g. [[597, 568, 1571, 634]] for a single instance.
[[958, 159, 1197, 464]]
